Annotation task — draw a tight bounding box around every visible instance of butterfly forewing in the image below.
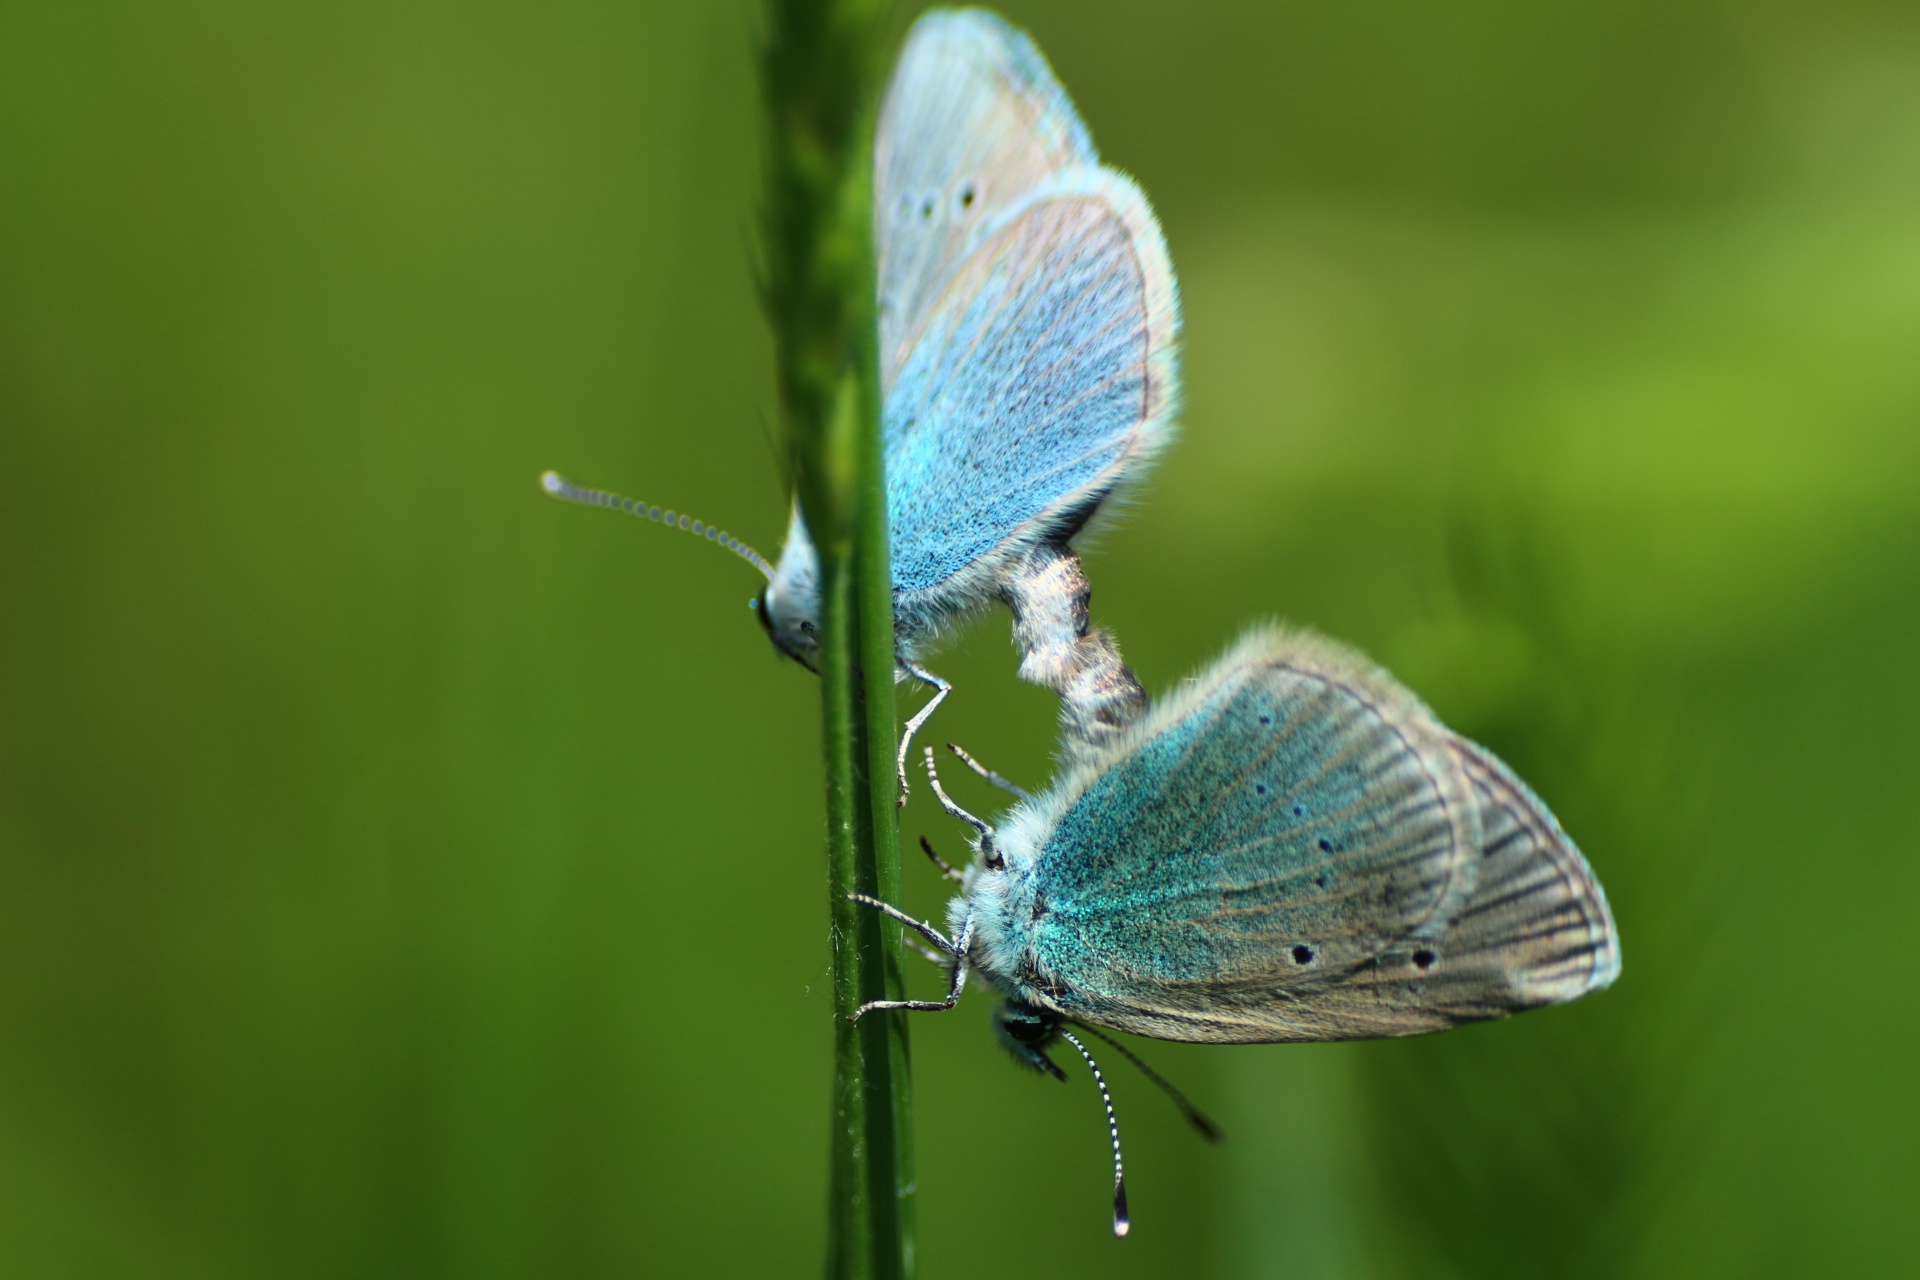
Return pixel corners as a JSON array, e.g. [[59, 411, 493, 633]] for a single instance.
[[1260, 738, 1623, 1036], [875, 10, 1097, 385], [885, 175, 1174, 599], [1011, 629, 1482, 1043]]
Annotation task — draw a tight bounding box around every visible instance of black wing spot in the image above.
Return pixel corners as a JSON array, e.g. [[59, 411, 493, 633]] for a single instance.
[[1412, 949, 1437, 971], [1290, 944, 1314, 965], [1259, 714, 1272, 725], [1318, 838, 1333, 853], [920, 197, 935, 220], [1314, 874, 1328, 889], [1293, 804, 1306, 817], [958, 182, 976, 209], [1255, 784, 1266, 795]]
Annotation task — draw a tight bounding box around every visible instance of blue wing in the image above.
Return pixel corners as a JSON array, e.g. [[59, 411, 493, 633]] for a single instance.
[[884, 171, 1179, 609], [874, 13, 1179, 628], [980, 628, 1618, 1042]]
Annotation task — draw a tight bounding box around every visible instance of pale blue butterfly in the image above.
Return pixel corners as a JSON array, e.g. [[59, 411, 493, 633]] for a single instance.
[[544, 9, 1179, 799], [853, 625, 1621, 1235]]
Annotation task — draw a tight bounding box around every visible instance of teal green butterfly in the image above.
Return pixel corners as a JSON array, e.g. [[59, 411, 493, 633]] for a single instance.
[[855, 626, 1619, 1233]]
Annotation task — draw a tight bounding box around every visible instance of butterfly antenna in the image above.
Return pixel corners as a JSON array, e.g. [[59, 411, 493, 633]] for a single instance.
[[1073, 1024, 1223, 1143], [1058, 1028, 1129, 1239], [540, 471, 774, 582]]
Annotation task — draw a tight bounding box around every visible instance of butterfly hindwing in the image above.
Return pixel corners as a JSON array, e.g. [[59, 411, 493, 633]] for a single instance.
[[1419, 736, 1622, 1013], [885, 169, 1178, 609]]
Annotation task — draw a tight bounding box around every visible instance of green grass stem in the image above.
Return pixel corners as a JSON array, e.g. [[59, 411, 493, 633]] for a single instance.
[[759, 3, 912, 1277]]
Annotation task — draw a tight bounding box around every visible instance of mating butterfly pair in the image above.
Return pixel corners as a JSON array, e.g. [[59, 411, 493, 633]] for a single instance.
[[545, 9, 1618, 1238]]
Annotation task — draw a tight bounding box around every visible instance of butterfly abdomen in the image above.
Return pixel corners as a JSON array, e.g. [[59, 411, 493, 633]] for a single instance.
[[1003, 542, 1148, 759]]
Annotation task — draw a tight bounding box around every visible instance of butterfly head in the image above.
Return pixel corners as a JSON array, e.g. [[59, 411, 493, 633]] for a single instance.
[[992, 1001, 1067, 1081], [752, 503, 822, 672]]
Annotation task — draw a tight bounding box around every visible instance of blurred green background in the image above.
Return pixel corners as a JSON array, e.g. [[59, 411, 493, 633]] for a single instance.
[[4, 1, 1918, 1276]]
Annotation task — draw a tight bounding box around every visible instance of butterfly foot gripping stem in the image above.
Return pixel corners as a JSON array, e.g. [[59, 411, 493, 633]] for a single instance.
[[843, 897, 973, 1022], [896, 661, 951, 807]]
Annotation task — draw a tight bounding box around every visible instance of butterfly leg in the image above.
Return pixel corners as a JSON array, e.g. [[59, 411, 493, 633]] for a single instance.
[[847, 891, 958, 968], [903, 936, 949, 967], [845, 893, 955, 953], [924, 746, 1002, 869], [946, 742, 1030, 799], [896, 661, 951, 807], [919, 834, 966, 883], [848, 912, 974, 1022]]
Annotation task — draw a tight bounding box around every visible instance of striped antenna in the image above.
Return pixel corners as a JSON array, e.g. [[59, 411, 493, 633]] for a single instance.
[[1073, 1023, 1222, 1143], [1059, 1028, 1130, 1239], [540, 471, 774, 582]]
